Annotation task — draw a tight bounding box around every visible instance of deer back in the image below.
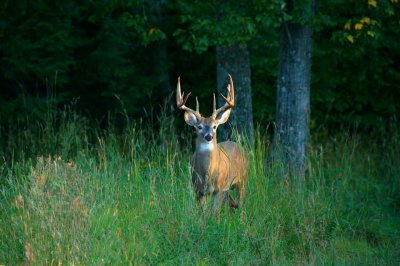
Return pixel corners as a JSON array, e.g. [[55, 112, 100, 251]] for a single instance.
[[216, 141, 248, 190]]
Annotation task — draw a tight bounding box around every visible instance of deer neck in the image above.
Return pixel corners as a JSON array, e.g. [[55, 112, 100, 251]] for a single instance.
[[193, 137, 219, 178], [195, 137, 218, 155]]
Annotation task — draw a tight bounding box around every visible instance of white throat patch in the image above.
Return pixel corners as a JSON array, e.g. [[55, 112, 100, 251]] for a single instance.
[[198, 142, 215, 152]]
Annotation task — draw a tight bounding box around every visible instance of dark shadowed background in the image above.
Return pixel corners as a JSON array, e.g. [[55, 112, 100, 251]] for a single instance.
[[0, 0, 398, 132]]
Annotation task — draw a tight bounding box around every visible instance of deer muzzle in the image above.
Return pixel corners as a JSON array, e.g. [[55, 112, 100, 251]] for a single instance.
[[204, 134, 213, 142]]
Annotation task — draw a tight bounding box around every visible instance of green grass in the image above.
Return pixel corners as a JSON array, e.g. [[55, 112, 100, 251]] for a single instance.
[[0, 111, 399, 265]]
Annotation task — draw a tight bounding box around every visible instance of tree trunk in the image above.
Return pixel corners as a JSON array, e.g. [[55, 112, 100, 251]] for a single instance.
[[145, 0, 171, 95], [273, 1, 314, 187], [150, 40, 171, 94], [216, 44, 254, 143]]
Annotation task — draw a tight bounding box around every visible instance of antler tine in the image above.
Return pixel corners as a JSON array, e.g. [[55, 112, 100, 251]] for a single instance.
[[228, 73, 234, 103], [212, 74, 235, 118], [176, 77, 202, 119], [213, 93, 216, 113]]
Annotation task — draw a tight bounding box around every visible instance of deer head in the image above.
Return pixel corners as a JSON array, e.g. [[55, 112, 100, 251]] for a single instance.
[[176, 74, 235, 143]]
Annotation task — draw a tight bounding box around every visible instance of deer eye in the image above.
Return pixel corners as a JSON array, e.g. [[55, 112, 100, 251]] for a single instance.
[[213, 125, 217, 129], [197, 125, 203, 130]]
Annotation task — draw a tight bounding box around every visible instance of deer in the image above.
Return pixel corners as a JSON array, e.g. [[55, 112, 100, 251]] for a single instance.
[[176, 74, 248, 215]]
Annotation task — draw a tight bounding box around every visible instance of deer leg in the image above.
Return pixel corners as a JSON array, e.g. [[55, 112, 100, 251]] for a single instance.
[[196, 195, 206, 211], [238, 182, 246, 207], [227, 193, 239, 209], [212, 191, 225, 217], [195, 195, 207, 226]]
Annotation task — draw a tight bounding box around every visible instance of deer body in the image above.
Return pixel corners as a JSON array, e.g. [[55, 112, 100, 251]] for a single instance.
[[192, 139, 243, 193], [176, 75, 248, 213]]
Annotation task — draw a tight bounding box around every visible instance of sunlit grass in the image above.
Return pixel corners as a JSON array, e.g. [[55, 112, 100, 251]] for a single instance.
[[0, 110, 399, 265]]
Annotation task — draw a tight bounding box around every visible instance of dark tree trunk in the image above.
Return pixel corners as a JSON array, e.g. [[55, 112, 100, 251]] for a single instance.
[[273, 1, 314, 187], [151, 40, 171, 94], [145, 0, 170, 95], [216, 44, 254, 142]]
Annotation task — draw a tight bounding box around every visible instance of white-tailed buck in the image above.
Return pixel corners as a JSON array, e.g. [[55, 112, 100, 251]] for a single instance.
[[176, 74, 248, 214]]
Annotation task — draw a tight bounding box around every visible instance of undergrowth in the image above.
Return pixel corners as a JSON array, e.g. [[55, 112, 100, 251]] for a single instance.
[[0, 110, 399, 265]]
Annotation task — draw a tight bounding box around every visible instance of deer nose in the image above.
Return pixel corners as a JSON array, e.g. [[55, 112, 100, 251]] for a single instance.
[[204, 134, 213, 142]]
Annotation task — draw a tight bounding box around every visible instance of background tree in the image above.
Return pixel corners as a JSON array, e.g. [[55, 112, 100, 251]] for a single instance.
[[216, 44, 253, 141], [214, 2, 256, 141], [0, 0, 398, 132], [172, 0, 277, 141], [0, 0, 167, 123], [272, 0, 314, 186], [142, 0, 170, 95]]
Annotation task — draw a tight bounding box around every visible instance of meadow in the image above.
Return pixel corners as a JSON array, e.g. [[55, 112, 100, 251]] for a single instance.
[[1, 110, 399, 265]]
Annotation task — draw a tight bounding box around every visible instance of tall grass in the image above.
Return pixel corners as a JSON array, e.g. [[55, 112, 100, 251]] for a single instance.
[[0, 109, 399, 265]]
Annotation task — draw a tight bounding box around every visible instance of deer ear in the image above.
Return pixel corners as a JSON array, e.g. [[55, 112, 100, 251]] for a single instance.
[[184, 112, 199, 126], [216, 109, 232, 125]]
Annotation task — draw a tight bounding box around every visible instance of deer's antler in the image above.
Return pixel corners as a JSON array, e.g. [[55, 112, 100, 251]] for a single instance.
[[212, 74, 235, 119], [176, 77, 202, 120]]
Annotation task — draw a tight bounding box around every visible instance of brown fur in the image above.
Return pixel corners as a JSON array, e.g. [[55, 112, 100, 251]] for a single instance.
[[177, 74, 248, 215], [191, 132, 248, 213]]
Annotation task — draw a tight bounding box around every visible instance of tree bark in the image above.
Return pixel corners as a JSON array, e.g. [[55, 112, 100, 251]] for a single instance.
[[145, 0, 171, 95], [150, 40, 171, 94], [216, 44, 254, 143], [273, 1, 314, 187]]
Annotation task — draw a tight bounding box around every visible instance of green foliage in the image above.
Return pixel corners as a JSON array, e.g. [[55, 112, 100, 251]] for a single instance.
[[281, 0, 315, 24], [312, 0, 400, 129], [0, 0, 168, 122], [0, 0, 399, 130], [0, 1, 79, 86], [0, 110, 399, 264], [173, 0, 282, 52]]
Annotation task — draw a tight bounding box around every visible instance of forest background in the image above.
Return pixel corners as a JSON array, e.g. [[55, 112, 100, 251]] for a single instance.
[[0, 0, 398, 130], [0, 0, 399, 265]]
